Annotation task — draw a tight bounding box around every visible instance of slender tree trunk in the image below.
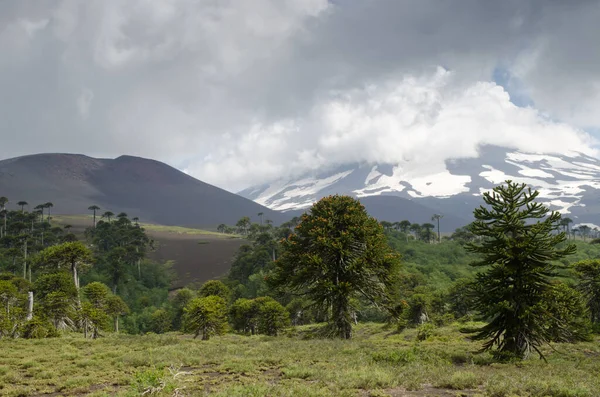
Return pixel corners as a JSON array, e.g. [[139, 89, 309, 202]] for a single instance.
[[27, 292, 33, 321], [93, 211, 96, 228], [23, 240, 27, 280], [114, 316, 119, 333], [72, 264, 80, 289]]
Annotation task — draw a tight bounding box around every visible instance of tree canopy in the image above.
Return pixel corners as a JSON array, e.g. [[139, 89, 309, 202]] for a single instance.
[[465, 180, 581, 360], [269, 195, 400, 339]]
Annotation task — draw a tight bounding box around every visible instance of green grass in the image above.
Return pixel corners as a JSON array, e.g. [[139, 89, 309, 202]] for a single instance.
[[0, 323, 598, 396]]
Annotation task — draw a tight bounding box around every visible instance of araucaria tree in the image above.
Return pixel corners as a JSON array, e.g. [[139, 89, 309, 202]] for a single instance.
[[183, 296, 228, 340], [466, 180, 578, 360], [36, 242, 94, 290], [269, 195, 400, 339], [573, 259, 600, 325]]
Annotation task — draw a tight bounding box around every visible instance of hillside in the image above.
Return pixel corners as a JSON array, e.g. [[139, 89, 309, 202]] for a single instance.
[[0, 153, 284, 228], [241, 145, 600, 230], [52, 215, 245, 289]]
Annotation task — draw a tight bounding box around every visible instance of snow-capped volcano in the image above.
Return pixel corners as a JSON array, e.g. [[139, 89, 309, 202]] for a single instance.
[[239, 146, 600, 229]]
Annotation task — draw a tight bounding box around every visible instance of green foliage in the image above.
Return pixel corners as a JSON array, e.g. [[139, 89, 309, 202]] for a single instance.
[[84, 216, 154, 295], [269, 195, 400, 339], [447, 278, 475, 319], [35, 241, 94, 288], [0, 274, 28, 338], [21, 317, 58, 339], [33, 272, 78, 331], [256, 297, 290, 336], [0, 207, 72, 276], [465, 180, 578, 360], [229, 297, 289, 336], [150, 308, 172, 334], [536, 282, 591, 342], [573, 259, 600, 326], [81, 281, 129, 338], [33, 272, 77, 300], [198, 280, 231, 302], [230, 298, 260, 334], [170, 288, 195, 330], [183, 296, 228, 340]]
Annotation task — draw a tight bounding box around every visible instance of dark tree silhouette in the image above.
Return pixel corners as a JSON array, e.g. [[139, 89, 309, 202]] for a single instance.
[[44, 202, 54, 223], [102, 211, 114, 223], [431, 214, 443, 243], [88, 205, 101, 228], [17, 201, 28, 212]]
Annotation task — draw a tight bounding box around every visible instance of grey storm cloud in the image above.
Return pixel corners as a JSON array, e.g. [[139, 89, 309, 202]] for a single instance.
[[0, 0, 599, 191]]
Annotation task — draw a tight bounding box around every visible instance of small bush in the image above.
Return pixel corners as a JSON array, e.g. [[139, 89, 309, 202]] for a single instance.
[[437, 371, 480, 390], [416, 323, 436, 341], [131, 368, 175, 395], [21, 317, 56, 339], [371, 349, 416, 365], [150, 309, 172, 334]]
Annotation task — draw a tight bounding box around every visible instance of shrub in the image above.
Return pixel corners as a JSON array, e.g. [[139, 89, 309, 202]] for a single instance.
[[198, 280, 231, 302], [183, 296, 228, 340], [416, 322, 436, 341], [256, 298, 289, 336], [230, 298, 259, 334], [21, 317, 58, 339], [150, 309, 172, 334]]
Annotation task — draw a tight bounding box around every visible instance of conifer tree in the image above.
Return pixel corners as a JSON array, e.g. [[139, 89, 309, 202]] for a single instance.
[[465, 180, 578, 360], [268, 195, 400, 339]]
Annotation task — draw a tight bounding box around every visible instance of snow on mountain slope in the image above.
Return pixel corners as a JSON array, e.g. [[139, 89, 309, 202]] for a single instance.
[[239, 145, 600, 225]]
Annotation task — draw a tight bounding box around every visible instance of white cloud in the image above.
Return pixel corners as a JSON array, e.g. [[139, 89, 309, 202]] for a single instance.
[[0, 1, 599, 193], [191, 68, 597, 190]]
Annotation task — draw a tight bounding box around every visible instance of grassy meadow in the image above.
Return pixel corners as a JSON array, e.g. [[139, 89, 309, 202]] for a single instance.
[[1, 323, 598, 397]]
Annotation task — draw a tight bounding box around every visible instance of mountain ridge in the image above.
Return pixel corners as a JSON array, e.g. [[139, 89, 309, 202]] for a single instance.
[[0, 153, 284, 227], [240, 145, 600, 229]]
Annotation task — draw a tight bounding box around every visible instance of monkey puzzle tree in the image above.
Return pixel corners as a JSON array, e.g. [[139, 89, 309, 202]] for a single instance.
[[420, 223, 435, 243], [36, 242, 94, 290], [431, 214, 443, 243], [102, 211, 114, 223], [88, 205, 100, 228], [105, 294, 129, 333], [44, 202, 53, 223], [183, 295, 228, 340], [198, 280, 231, 302], [573, 259, 600, 326], [17, 201, 27, 213], [34, 204, 45, 222], [465, 180, 578, 360], [268, 195, 400, 339]]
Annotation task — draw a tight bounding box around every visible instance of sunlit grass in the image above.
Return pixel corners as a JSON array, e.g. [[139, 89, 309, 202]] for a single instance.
[[51, 214, 242, 238], [0, 323, 598, 396]]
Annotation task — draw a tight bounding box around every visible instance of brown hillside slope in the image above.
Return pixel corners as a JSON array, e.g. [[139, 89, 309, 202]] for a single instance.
[[0, 153, 285, 227]]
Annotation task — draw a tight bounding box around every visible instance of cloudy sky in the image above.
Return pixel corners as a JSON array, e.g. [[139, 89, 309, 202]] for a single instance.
[[1, 0, 600, 192]]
